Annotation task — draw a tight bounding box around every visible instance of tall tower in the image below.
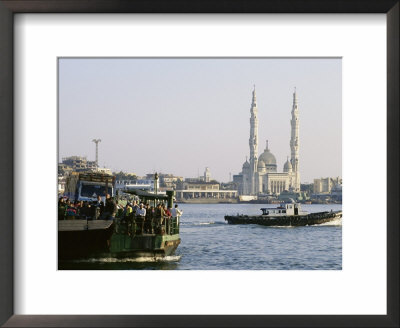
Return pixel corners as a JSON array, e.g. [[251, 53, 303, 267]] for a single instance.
[[92, 139, 101, 169], [290, 88, 300, 191], [249, 85, 259, 194], [204, 167, 211, 182]]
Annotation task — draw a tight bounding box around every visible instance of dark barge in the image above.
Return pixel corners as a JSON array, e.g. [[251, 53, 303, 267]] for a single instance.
[[225, 203, 342, 227]]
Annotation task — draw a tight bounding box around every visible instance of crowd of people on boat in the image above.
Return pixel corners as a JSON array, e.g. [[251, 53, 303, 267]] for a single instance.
[[121, 201, 182, 235], [58, 194, 183, 235], [58, 194, 118, 221]]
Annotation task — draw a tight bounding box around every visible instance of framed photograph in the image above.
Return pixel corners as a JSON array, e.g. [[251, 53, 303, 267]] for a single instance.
[[56, 57, 343, 271], [0, 0, 398, 327]]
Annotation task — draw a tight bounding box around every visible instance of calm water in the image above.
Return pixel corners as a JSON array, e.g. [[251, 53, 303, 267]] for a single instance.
[[59, 204, 342, 270]]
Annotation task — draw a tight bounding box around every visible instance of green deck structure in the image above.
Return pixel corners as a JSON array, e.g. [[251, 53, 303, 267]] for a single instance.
[[59, 185, 181, 260]]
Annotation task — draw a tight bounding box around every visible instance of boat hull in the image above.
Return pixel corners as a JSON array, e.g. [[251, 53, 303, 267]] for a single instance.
[[108, 233, 180, 259], [58, 219, 180, 261], [225, 211, 342, 226], [58, 220, 115, 260]]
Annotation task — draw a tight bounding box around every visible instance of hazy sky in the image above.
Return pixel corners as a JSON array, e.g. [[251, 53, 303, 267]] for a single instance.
[[59, 58, 341, 183]]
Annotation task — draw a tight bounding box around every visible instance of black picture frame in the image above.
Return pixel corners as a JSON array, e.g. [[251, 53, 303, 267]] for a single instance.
[[0, 1, 398, 327]]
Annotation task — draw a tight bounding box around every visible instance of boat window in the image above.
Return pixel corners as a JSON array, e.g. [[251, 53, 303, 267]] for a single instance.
[[283, 210, 286, 213], [81, 184, 112, 197]]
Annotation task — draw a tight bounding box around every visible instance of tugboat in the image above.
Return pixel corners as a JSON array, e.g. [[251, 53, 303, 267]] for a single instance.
[[225, 202, 342, 227], [58, 172, 181, 261]]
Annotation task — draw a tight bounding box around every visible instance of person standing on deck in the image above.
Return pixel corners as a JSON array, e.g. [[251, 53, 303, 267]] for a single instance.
[[154, 203, 162, 234], [161, 204, 171, 235], [124, 202, 133, 217], [102, 194, 117, 220], [131, 200, 139, 216], [96, 195, 105, 217], [144, 204, 153, 234], [171, 204, 183, 226], [160, 204, 168, 224], [136, 203, 146, 234], [58, 197, 67, 220]]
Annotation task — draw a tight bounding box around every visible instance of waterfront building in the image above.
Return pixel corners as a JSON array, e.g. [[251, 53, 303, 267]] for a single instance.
[[313, 177, 342, 194], [202, 167, 211, 182], [183, 181, 220, 191], [114, 171, 137, 181], [116, 178, 159, 192], [185, 177, 201, 183], [58, 155, 109, 180], [175, 181, 238, 200], [311, 177, 342, 203], [145, 173, 183, 189], [58, 163, 73, 176], [160, 174, 183, 189], [60, 155, 97, 171], [184, 167, 212, 184], [237, 87, 301, 196], [330, 183, 342, 202]]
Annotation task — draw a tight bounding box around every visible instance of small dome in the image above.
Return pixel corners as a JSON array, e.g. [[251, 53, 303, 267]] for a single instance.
[[257, 160, 266, 173], [283, 158, 292, 172], [242, 159, 250, 169], [257, 160, 266, 169]]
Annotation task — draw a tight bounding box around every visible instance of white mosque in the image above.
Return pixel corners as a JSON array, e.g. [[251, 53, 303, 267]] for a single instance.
[[236, 87, 301, 196]]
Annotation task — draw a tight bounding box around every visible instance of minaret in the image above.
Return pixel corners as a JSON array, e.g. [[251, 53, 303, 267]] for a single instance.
[[249, 85, 259, 195], [290, 88, 300, 191]]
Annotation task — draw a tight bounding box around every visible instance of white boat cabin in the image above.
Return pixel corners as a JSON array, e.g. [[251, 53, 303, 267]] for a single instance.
[[260, 203, 308, 216]]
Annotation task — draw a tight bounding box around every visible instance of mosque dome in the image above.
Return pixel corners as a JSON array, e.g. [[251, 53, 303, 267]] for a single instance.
[[259, 140, 277, 165], [257, 160, 266, 173], [257, 160, 266, 169], [283, 157, 292, 172]]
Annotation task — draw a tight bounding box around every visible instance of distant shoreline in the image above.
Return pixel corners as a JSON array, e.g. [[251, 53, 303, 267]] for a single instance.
[[177, 199, 238, 204], [177, 200, 342, 205]]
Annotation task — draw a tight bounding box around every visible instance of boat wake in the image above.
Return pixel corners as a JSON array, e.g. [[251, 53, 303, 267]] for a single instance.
[[258, 217, 342, 228], [181, 221, 226, 226], [71, 255, 182, 263], [315, 217, 342, 226]]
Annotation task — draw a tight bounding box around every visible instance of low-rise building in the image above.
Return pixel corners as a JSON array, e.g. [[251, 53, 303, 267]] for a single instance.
[[313, 177, 342, 194], [175, 181, 238, 200], [61, 156, 97, 171], [58, 156, 101, 180], [116, 178, 159, 192], [145, 173, 183, 189]]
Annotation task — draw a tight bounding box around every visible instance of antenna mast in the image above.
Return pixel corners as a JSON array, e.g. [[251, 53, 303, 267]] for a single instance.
[[92, 139, 101, 169]]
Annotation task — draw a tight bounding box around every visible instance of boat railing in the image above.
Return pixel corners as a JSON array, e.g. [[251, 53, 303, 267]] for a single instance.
[[114, 214, 180, 236], [163, 216, 180, 235], [58, 206, 181, 236]]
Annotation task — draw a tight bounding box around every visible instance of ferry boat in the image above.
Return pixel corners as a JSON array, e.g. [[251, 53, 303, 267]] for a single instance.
[[224, 202, 342, 227], [58, 172, 181, 261]]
